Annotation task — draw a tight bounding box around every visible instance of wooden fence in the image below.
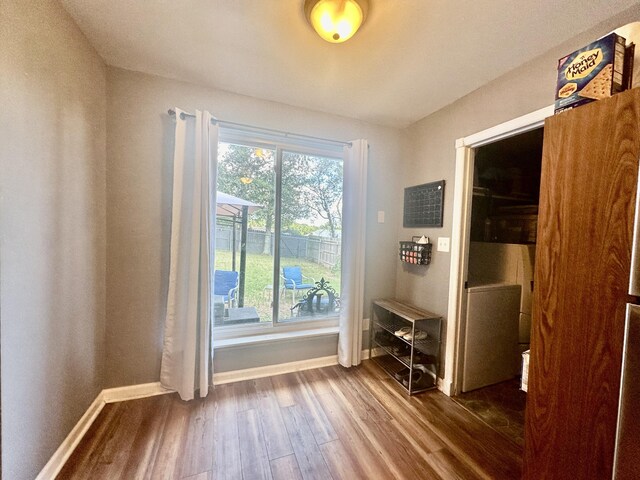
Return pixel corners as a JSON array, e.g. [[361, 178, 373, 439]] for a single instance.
[[215, 225, 340, 268]]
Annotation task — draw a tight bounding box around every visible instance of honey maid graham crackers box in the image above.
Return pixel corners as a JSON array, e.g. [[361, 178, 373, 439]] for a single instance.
[[555, 32, 626, 114]]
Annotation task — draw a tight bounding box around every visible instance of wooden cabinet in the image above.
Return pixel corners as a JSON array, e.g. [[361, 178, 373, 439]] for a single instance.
[[524, 89, 640, 479]]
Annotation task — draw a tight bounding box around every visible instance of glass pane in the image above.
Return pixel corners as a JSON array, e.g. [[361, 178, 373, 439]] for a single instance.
[[278, 151, 343, 322], [214, 142, 275, 327]]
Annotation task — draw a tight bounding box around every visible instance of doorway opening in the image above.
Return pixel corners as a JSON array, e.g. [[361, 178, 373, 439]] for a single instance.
[[453, 127, 543, 445], [464, 128, 543, 388], [443, 105, 554, 447]]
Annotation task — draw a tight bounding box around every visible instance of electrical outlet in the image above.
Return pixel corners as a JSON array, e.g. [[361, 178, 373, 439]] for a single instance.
[[377, 211, 385, 223], [437, 237, 450, 252]]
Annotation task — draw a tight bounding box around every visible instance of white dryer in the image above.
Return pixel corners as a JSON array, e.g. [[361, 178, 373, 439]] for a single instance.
[[462, 283, 521, 392]]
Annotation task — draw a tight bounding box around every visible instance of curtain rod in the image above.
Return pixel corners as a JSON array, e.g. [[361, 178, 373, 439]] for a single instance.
[[167, 109, 352, 147]]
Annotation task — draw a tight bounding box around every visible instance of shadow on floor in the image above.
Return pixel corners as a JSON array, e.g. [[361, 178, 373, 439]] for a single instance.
[[452, 378, 527, 446]]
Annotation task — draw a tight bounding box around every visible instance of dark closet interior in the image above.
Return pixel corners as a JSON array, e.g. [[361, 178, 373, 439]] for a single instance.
[[470, 128, 544, 244]]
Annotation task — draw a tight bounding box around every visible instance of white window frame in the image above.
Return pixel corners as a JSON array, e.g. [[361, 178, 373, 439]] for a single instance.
[[213, 126, 345, 342]]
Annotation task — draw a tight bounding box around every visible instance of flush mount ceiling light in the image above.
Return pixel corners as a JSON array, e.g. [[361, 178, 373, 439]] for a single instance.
[[304, 0, 368, 43]]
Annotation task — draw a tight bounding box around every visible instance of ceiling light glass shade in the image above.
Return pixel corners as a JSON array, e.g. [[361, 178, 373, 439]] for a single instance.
[[304, 0, 368, 43]]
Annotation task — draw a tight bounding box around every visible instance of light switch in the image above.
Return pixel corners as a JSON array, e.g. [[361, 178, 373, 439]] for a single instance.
[[437, 237, 450, 252], [377, 211, 385, 223]]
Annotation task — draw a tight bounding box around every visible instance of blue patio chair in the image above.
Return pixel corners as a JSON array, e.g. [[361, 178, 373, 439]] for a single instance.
[[214, 270, 239, 308], [281, 266, 315, 303]]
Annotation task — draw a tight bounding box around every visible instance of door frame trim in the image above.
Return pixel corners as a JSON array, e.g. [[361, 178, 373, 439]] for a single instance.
[[443, 105, 553, 396]]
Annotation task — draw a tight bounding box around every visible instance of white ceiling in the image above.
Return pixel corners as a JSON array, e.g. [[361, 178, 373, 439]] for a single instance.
[[61, 0, 637, 127]]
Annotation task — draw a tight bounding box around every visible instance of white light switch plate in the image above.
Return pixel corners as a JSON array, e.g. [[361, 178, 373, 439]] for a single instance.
[[437, 237, 450, 252], [377, 211, 385, 223]]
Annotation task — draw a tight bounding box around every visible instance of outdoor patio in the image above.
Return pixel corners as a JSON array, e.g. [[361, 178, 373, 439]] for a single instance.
[[212, 188, 342, 327], [214, 250, 341, 325]]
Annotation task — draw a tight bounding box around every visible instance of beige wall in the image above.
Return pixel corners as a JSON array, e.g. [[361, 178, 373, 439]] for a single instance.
[[105, 67, 404, 386], [396, 5, 640, 370], [3, 6, 638, 477], [0, 1, 107, 479]]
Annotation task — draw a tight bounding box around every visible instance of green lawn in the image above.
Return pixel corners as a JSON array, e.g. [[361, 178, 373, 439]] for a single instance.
[[214, 250, 341, 321]]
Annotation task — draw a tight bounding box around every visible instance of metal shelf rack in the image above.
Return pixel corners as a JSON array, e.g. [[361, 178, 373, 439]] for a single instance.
[[369, 299, 441, 395]]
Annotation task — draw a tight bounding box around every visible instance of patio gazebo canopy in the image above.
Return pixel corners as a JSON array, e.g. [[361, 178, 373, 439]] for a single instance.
[[216, 191, 262, 307], [216, 191, 262, 217]]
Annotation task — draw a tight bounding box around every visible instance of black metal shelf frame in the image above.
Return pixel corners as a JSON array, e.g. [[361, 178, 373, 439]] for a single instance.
[[369, 300, 442, 396]]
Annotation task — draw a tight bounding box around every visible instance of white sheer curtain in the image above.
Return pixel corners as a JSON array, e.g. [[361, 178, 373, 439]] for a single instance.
[[338, 139, 368, 367], [160, 109, 218, 400]]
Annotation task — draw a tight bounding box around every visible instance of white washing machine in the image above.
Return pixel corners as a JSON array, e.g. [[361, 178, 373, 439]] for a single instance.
[[467, 242, 535, 350], [462, 283, 521, 392]]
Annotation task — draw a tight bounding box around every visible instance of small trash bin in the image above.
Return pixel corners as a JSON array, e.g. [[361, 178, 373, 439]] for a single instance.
[[521, 350, 530, 392]]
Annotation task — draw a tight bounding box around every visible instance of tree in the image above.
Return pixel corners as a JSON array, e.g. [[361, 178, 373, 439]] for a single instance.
[[217, 144, 344, 259], [284, 153, 343, 239], [286, 222, 317, 236], [217, 144, 310, 254]]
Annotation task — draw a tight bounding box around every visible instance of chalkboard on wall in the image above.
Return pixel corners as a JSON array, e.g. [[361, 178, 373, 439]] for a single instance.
[[403, 180, 445, 228]]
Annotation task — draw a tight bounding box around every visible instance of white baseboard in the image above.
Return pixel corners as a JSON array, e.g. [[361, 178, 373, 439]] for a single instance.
[[437, 376, 454, 396], [36, 383, 177, 479], [213, 348, 372, 384], [213, 354, 340, 384], [36, 352, 371, 479], [35, 393, 106, 480], [102, 382, 173, 404]]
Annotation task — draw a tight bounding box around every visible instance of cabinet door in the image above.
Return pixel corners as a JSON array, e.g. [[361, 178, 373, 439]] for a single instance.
[[524, 89, 640, 479]]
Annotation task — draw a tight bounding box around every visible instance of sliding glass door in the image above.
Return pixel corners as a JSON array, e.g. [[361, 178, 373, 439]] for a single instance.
[[214, 142, 276, 327], [213, 136, 343, 329], [277, 150, 343, 323]]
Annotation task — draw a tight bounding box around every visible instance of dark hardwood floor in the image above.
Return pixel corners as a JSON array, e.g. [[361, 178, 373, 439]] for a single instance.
[[453, 379, 527, 447], [58, 361, 522, 479]]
